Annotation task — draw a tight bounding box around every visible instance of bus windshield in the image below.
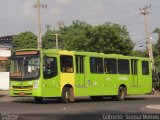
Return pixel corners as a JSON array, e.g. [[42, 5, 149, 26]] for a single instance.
[[10, 56, 40, 81]]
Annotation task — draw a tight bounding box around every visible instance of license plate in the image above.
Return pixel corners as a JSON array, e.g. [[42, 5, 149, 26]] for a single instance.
[[19, 92, 25, 96]]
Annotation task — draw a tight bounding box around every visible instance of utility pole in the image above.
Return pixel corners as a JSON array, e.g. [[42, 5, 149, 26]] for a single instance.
[[34, 0, 47, 49], [139, 5, 155, 70], [53, 33, 61, 49], [58, 21, 65, 29], [45, 25, 51, 31]]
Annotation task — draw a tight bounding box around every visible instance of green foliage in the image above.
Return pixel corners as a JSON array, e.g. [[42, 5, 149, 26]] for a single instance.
[[155, 55, 160, 67], [153, 28, 160, 68], [132, 50, 146, 57], [4, 60, 10, 72], [153, 28, 160, 55], [42, 30, 57, 49], [60, 20, 93, 51], [92, 23, 134, 55], [12, 31, 37, 51], [12, 21, 134, 55], [152, 44, 159, 57], [58, 20, 134, 55], [0, 60, 10, 72]]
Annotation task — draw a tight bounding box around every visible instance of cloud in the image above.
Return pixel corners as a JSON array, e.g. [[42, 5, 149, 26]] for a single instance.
[[21, 1, 35, 20], [48, 7, 60, 17], [58, 0, 107, 24], [57, 0, 73, 4]]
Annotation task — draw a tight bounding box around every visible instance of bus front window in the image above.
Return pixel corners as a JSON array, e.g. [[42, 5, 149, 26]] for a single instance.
[[10, 58, 23, 79], [10, 57, 40, 80]]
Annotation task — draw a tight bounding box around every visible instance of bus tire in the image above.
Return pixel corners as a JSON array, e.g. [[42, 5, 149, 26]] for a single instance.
[[61, 87, 74, 103], [69, 87, 75, 102], [34, 97, 43, 103], [116, 87, 127, 101]]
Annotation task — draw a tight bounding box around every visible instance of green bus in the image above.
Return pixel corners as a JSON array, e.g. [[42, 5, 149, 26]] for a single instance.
[[9, 49, 152, 103]]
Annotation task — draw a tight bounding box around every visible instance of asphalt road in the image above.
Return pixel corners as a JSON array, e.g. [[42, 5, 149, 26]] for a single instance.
[[0, 92, 160, 120]]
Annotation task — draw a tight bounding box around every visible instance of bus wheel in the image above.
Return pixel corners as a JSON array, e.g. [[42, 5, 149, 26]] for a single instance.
[[61, 87, 74, 103], [116, 87, 127, 101], [34, 97, 43, 103], [69, 87, 75, 102]]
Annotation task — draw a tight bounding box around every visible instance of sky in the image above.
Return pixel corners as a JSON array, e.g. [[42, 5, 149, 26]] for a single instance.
[[0, 0, 160, 50]]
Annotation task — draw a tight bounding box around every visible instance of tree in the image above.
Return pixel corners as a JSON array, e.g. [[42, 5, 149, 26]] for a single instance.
[[42, 30, 57, 49], [153, 28, 160, 68], [90, 23, 134, 55], [132, 50, 146, 57], [155, 55, 160, 67], [12, 31, 37, 51], [14, 21, 134, 56], [59, 20, 134, 55], [153, 28, 160, 54], [60, 20, 93, 51]]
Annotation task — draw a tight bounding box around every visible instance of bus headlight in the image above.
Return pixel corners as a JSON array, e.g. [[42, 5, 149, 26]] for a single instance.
[[33, 81, 39, 89]]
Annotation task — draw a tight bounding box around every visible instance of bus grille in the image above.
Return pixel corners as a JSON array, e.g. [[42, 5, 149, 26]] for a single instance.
[[14, 93, 32, 96], [12, 85, 33, 90]]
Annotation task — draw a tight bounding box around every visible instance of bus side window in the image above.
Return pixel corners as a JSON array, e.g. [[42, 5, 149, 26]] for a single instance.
[[142, 61, 149, 75], [104, 58, 117, 74], [60, 55, 74, 73], [118, 59, 130, 74], [90, 57, 104, 74]]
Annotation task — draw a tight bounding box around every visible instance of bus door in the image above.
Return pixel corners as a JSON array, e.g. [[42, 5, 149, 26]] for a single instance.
[[42, 56, 59, 96], [75, 56, 85, 86], [131, 59, 138, 86]]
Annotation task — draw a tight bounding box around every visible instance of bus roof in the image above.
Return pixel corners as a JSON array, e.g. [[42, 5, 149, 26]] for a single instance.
[[13, 49, 150, 61]]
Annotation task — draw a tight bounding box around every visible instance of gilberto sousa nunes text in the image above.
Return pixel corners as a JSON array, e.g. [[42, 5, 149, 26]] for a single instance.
[[103, 114, 160, 120]]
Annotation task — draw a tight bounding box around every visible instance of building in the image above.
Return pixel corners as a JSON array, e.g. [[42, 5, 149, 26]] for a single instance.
[[0, 35, 12, 49], [0, 35, 14, 72]]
